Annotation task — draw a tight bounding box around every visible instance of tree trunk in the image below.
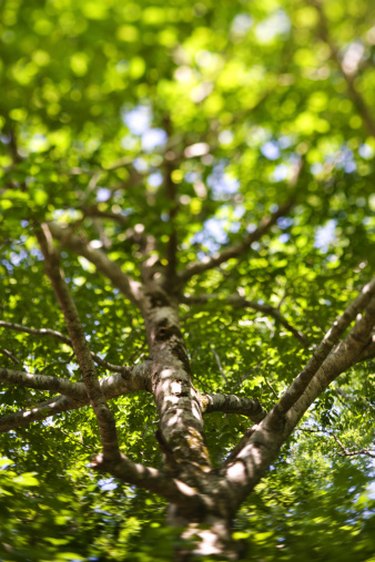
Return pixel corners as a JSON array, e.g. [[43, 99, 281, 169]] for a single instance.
[[169, 506, 242, 561]]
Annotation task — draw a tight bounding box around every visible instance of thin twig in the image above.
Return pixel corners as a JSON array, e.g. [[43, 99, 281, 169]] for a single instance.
[[181, 293, 309, 346], [178, 198, 296, 281], [298, 427, 375, 459], [0, 320, 130, 374], [163, 118, 179, 283], [0, 348, 22, 365]]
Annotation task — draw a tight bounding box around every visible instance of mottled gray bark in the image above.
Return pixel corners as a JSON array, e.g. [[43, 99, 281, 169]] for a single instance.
[[1, 212, 373, 559]]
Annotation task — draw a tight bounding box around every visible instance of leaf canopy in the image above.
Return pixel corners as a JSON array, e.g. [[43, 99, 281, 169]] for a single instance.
[[0, 0, 374, 559]]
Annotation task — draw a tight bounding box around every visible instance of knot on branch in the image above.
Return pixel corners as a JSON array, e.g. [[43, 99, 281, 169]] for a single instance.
[[90, 453, 105, 471]]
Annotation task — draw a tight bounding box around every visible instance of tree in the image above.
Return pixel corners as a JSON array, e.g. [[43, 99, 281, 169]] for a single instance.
[[0, 0, 374, 560]]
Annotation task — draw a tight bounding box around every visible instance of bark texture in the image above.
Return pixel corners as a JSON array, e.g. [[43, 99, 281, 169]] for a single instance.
[[1, 211, 374, 560]]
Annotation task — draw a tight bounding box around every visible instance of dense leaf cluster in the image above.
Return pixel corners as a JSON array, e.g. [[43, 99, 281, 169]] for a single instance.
[[0, 0, 374, 560]]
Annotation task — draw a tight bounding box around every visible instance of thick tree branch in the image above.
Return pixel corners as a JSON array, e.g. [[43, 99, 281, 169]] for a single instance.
[[134, 281, 214, 474], [181, 293, 309, 345], [200, 393, 266, 422], [0, 394, 88, 432], [92, 453, 210, 509], [284, 289, 375, 431], [221, 281, 375, 507], [0, 364, 152, 433], [0, 320, 129, 373], [354, 334, 375, 363], [0, 363, 151, 397], [0, 368, 85, 398], [222, 417, 285, 508], [48, 222, 143, 306], [273, 278, 375, 417], [36, 224, 122, 462]]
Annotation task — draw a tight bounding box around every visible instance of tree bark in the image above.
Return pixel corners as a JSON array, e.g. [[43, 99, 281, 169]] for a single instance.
[[1, 215, 373, 560], [170, 511, 242, 561]]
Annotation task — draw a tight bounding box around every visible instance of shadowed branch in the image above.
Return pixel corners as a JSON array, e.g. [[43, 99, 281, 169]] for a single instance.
[[36, 223, 123, 462], [200, 392, 266, 422], [273, 278, 375, 418], [48, 222, 143, 306], [283, 286, 375, 430], [0, 364, 152, 433], [0, 367, 85, 398], [181, 293, 309, 345], [221, 280, 375, 506]]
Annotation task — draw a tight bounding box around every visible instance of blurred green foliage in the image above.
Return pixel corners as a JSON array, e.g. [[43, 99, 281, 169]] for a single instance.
[[0, 0, 374, 559]]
